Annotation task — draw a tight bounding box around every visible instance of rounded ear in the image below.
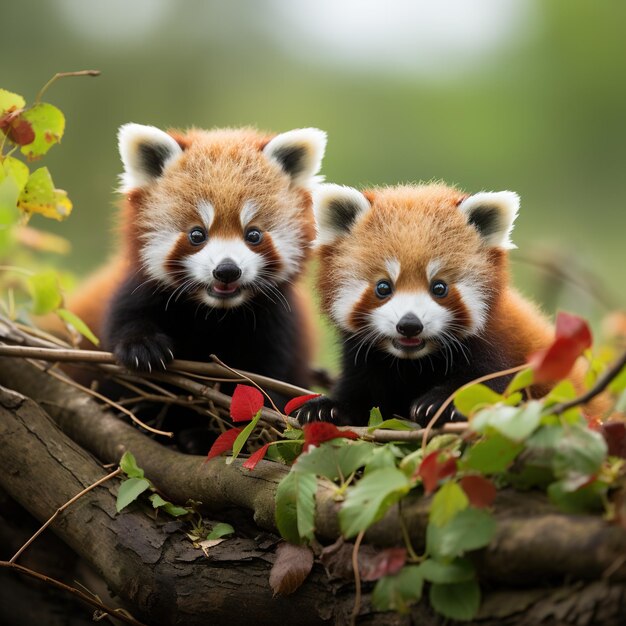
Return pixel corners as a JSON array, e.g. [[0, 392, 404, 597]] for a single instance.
[[118, 123, 183, 192], [458, 191, 520, 249], [263, 128, 327, 188], [314, 184, 371, 245]]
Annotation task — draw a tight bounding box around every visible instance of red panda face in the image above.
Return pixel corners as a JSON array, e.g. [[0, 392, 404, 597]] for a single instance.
[[315, 184, 519, 360], [118, 124, 326, 309]]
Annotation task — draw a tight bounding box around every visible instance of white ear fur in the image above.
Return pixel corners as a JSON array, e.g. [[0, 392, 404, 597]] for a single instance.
[[458, 191, 520, 249], [118, 123, 183, 192], [314, 184, 371, 245], [263, 128, 327, 187]]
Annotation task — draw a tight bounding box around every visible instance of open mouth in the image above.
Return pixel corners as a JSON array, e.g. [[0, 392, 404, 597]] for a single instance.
[[392, 337, 426, 351], [208, 282, 242, 299]]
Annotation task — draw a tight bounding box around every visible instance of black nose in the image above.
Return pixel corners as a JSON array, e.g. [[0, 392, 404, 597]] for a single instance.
[[213, 260, 242, 284], [396, 313, 423, 337]]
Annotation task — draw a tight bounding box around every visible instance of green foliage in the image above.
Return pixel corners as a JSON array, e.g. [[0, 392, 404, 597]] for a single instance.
[[206, 522, 235, 539], [0, 74, 98, 345], [372, 565, 424, 613]]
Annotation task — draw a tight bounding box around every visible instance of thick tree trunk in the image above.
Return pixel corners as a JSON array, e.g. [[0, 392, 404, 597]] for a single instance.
[[1, 355, 626, 624]]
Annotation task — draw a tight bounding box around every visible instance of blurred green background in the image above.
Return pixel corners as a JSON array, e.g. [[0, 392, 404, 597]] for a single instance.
[[2, 0, 625, 368]]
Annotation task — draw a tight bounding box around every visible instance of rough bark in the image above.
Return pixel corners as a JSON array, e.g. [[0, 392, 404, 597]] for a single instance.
[[1, 356, 626, 624]]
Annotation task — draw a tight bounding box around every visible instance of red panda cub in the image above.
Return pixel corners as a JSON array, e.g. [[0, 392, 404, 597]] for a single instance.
[[68, 124, 326, 444], [297, 183, 554, 426]]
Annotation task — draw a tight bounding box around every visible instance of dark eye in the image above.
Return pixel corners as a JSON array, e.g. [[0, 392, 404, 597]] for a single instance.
[[245, 228, 263, 245], [431, 280, 448, 298], [375, 280, 393, 299], [188, 227, 207, 245]]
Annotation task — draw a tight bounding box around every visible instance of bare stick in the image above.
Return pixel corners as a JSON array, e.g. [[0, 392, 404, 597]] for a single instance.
[[10, 468, 122, 564], [350, 529, 366, 626], [421, 364, 528, 451], [550, 349, 626, 415], [34, 69, 101, 103], [30, 361, 173, 438], [0, 561, 145, 625]]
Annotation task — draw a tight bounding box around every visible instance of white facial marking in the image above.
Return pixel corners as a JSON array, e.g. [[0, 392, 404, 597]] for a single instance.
[[184, 237, 261, 285], [141, 230, 180, 283], [332, 279, 369, 330], [240, 200, 259, 227], [269, 225, 305, 282], [456, 280, 489, 334], [385, 258, 400, 283], [197, 201, 215, 229], [370, 291, 453, 358], [426, 259, 443, 282]]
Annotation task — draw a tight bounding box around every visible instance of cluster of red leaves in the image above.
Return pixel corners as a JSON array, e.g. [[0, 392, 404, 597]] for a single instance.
[[0, 107, 35, 145], [416, 451, 496, 507], [528, 311, 592, 384], [206, 389, 359, 470]]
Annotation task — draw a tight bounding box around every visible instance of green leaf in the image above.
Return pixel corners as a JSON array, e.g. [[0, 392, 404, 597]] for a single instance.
[[427, 508, 496, 560], [275, 471, 317, 543], [371, 565, 424, 613], [552, 424, 607, 485], [369, 418, 416, 432], [266, 440, 303, 464], [461, 434, 523, 474], [454, 384, 503, 417], [294, 440, 375, 482], [544, 379, 578, 404], [429, 481, 469, 527], [57, 308, 100, 345], [505, 368, 534, 396], [368, 406, 383, 428], [365, 445, 400, 474], [116, 477, 150, 512], [27, 269, 62, 315], [429, 580, 481, 621], [149, 494, 189, 517], [419, 558, 475, 583], [339, 468, 410, 538], [119, 450, 144, 478], [0, 89, 25, 113], [472, 401, 542, 442], [231, 411, 262, 460], [17, 166, 72, 221], [548, 479, 606, 513], [2, 156, 29, 193], [206, 522, 235, 539], [20, 103, 65, 159]]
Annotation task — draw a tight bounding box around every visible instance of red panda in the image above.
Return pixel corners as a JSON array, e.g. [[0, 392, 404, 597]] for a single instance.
[[296, 182, 558, 425], [67, 124, 326, 446]]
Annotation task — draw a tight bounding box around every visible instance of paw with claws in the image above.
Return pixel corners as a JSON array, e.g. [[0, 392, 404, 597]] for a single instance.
[[114, 333, 175, 373], [410, 389, 463, 427], [296, 396, 339, 424]]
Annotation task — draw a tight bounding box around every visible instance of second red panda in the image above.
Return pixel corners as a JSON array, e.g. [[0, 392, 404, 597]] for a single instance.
[[297, 183, 556, 425]]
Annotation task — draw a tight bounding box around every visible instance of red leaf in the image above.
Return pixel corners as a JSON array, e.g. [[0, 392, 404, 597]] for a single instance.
[[242, 443, 271, 470], [284, 393, 321, 416], [601, 422, 626, 459], [302, 422, 359, 452], [460, 475, 497, 508], [415, 451, 457, 495], [230, 384, 264, 422], [9, 117, 35, 145], [360, 547, 407, 582], [205, 428, 243, 461], [528, 312, 593, 384], [269, 542, 314, 596]]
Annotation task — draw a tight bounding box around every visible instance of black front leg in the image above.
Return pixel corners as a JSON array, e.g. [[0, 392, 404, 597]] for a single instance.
[[104, 275, 175, 373], [410, 385, 464, 426]]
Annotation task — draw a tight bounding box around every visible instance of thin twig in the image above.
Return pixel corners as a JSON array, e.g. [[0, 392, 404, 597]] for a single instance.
[[0, 561, 145, 626], [551, 349, 626, 415], [34, 70, 101, 103], [421, 364, 528, 451], [210, 353, 288, 423], [10, 468, 122, 564], [29, 361, 173, 438], [350, 529, 366, 626]]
